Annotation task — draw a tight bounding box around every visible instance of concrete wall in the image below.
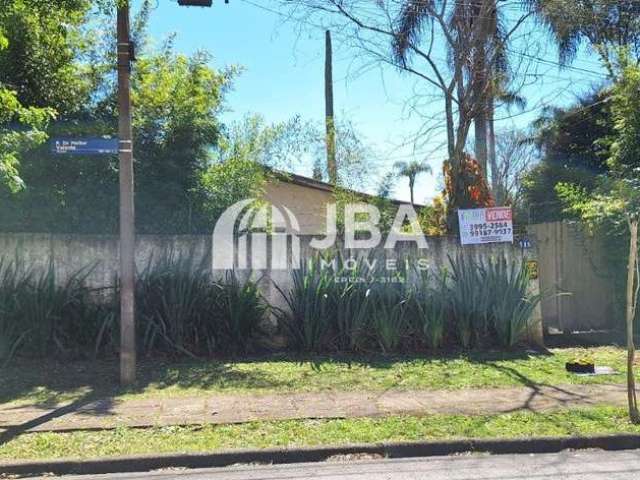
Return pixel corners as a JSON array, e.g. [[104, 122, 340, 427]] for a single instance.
[[0, 233, 544, 345]]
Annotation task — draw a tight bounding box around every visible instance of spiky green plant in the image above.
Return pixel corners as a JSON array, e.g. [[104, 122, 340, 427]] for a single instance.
[[330, 254, 373, 352], [446, 253, 489, 347], [136, 251, 214, 357], [0, 257, 31, 365], [480, 256, 542, 347], [410, 268, 448, 350], [276, 255, 335, 352], [214, 271, 268, 355], [369, 282, 409, 353]]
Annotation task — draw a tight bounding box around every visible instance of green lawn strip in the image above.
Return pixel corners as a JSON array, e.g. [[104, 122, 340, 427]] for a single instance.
[[1, 407, 639, 461], [0, 347, 630, 407]]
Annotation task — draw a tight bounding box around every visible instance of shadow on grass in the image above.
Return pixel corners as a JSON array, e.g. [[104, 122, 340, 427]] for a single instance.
[[0, 347, 590, 445]]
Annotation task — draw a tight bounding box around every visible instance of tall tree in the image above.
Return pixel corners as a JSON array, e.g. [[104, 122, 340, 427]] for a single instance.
[[325, 30, 337, 184], [285, 1, 529, 228], [521, 90, 612, 223], [394, 159, 432, 207], [529, 0, 640, 65], [0, 0, 88, 192], [556, 50, 640, 423]]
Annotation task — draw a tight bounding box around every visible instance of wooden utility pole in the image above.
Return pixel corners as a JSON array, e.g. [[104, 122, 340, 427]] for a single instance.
[[325, 30, 337, 185], [626, 216, 640, 423], [117, 1, 136, 386]]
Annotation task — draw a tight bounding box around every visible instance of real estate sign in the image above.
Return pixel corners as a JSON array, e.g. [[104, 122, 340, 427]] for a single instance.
[[458, 207, 513, 245]]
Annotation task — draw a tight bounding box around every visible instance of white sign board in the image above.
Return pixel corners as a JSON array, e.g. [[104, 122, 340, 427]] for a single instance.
[[458, 207, 513, 245]]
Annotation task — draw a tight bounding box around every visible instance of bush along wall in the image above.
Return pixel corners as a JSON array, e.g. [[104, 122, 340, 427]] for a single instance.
[[0, 254, 268, 365], [276, 252, 542, 353], [0, 251, 541, 366]]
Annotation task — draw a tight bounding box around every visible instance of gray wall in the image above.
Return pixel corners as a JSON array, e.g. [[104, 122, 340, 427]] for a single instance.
[[0, 233, 543, 344]]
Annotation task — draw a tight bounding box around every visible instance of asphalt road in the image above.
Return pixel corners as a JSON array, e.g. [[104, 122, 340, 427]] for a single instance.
[[38, 449, 640, 480]]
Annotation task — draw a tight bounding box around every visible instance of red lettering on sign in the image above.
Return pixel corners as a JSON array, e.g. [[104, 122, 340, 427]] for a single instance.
[[485, 208, 512, 222]]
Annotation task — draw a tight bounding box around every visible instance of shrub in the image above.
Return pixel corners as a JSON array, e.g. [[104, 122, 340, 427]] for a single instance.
[[0, 256, 108, 364], [447, 253, 490, 347], [136, 252, 216, 357], [480, 256, 542, 347], [447, 253, 542, 348], [408, 269, 448, 349], [213, 271, 268, 355], [329, 254, 373, 352], [275, 256, 334, 352], [369, 282, 409, 353]]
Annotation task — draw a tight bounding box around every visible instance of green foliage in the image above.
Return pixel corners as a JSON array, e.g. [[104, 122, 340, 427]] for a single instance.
[[521, 90, 613, 223], [0, 0, 89, 192], [133, 254, 269, 357], [330, 256, 372, 352], [369, 282, 409, 353], [279, 252, 540, 353], [276, 257, 334, 352], [481, 255, 542, 347], [409, 269, 448, 349], [447, 253, 540, 348], [0, 256, 110, 365], [447, 253, 489, 347], [136, 252, 215, 357], [531, 0, 640, 64], [214, 272, 268, 355], [393, 160, 432, 205]]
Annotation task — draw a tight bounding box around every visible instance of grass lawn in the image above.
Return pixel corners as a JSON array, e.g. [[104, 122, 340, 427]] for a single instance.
[[1, 406, 639, 461], [0, 346, 632, 407]]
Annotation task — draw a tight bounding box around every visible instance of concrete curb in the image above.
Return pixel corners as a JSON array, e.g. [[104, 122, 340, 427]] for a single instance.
[[2, 434, 640, 477]]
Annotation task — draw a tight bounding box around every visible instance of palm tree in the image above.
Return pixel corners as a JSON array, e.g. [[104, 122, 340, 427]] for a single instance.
[[394, 160, 432, 207], [393, 0, 510, 203]]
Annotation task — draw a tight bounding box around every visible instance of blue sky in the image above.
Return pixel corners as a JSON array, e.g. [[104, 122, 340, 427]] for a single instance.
[[139, 0, 609, 204]]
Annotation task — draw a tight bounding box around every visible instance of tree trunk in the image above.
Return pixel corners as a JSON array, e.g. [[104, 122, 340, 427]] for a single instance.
[[325, 30, 337, 185], [409, 179, 415, 207], [626, 216, 640, 423], [474, 99, 488, 176], [488, 97, 499, 203]]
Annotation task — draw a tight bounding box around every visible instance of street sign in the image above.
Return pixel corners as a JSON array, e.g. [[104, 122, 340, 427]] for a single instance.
[[51, 138, 119, 155], [458, 207, 514, 245]]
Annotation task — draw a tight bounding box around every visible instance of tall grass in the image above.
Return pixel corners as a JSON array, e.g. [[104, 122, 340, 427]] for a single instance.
[[447, 253, 542, 347], [370, 282, 409, 352], [136, 253, 267, 357], [136, 252, 214, 357], [447, 253, 491, 347]]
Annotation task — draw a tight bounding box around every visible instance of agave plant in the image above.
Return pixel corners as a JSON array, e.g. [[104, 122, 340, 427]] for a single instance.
[[330, 254, 373, 352], [275, 255, 335, 352], [446, 253, 492, 347], [369, 282, 409, 353], [409, 268, 448, 350], [136, 251, 213, 357], [214, 271, 268, 355], [480, 256, 542, 347]]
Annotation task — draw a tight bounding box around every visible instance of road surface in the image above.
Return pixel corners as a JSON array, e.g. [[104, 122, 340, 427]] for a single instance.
[[38, 449, 640, 479]]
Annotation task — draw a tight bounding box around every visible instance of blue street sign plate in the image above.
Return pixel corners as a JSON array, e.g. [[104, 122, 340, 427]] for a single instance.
[[51, 138, 119, 155]]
